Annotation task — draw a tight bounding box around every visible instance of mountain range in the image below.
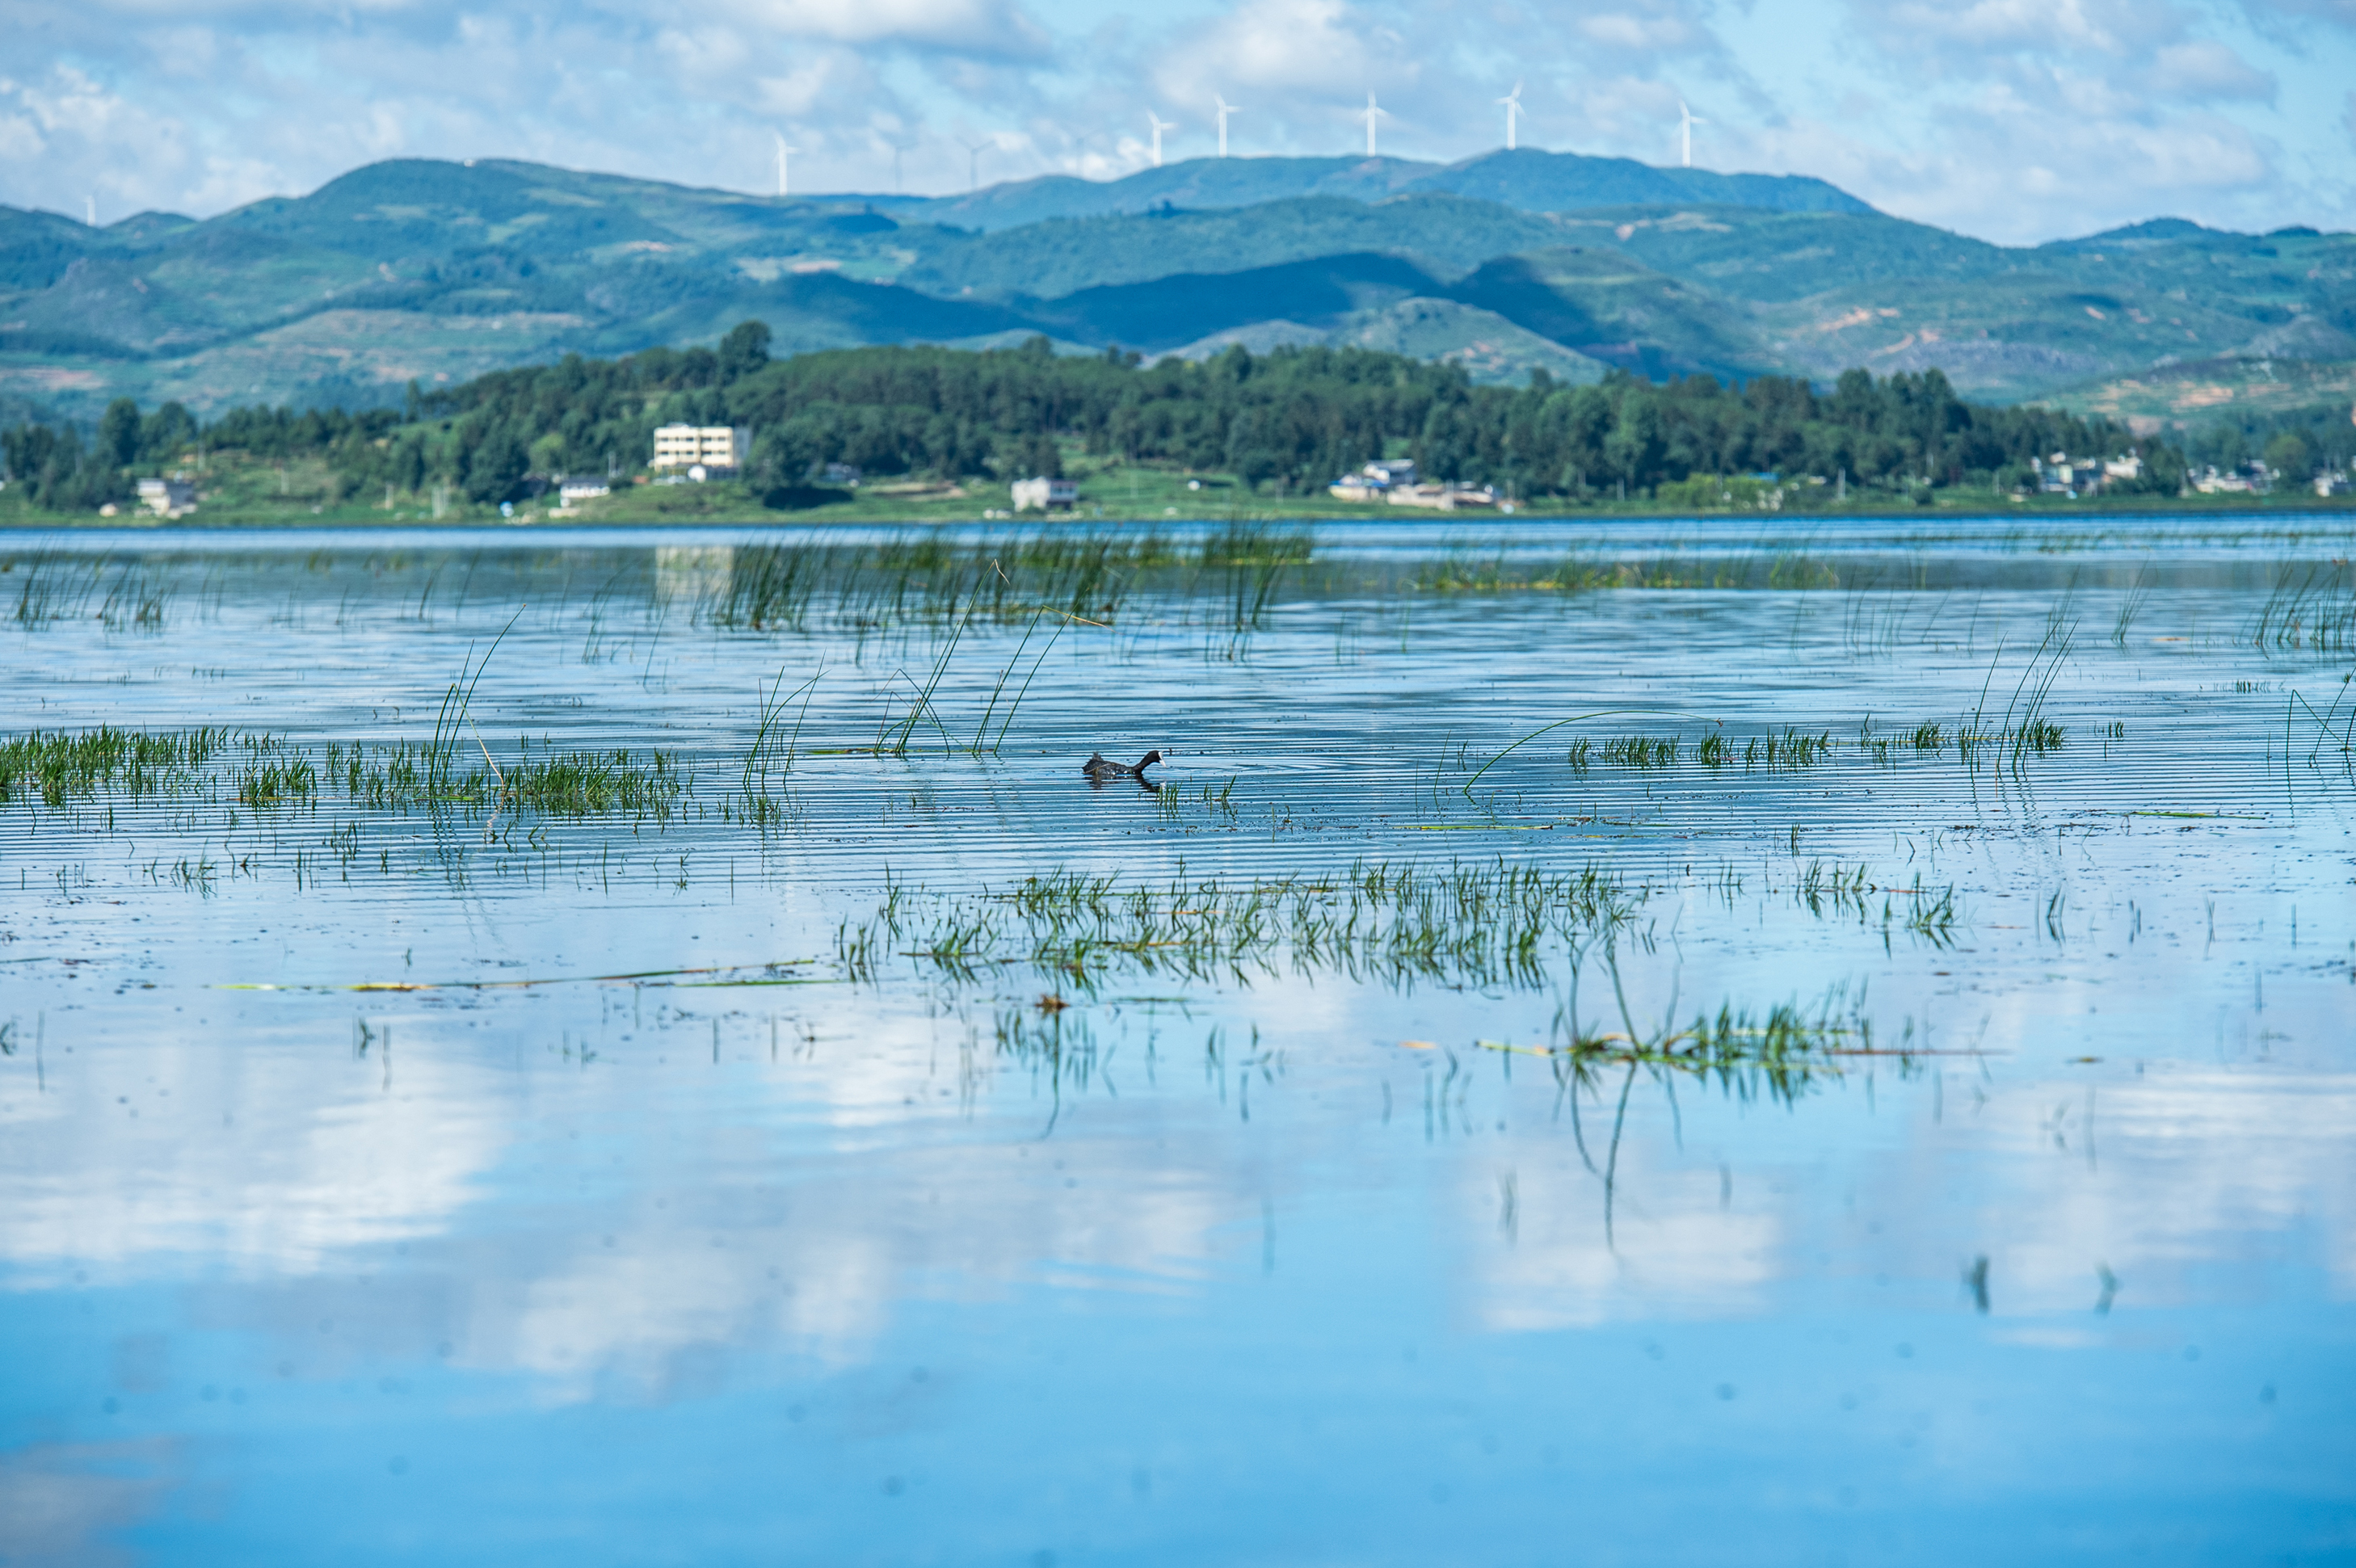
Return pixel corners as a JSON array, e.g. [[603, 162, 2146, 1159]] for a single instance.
[[2, 149, 2350, 427]]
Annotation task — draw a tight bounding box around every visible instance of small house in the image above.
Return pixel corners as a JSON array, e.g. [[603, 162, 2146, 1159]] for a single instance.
[[1011, 477, 1078, 511], [137, 477, 196, 517]]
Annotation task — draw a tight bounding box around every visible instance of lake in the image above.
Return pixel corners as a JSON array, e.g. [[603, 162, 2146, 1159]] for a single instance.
[[3, 515, 2351, 1565]]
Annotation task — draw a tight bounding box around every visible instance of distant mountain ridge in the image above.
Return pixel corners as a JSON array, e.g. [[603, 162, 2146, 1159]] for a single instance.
[[2, 153, 2350, 423], [864, 148, 1875, 232]]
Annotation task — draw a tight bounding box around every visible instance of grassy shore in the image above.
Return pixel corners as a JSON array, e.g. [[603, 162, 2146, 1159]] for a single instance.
[[4, 448, 2351, 528]]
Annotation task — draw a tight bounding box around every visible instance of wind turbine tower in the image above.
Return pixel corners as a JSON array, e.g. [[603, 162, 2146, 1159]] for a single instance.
[[1146, 110, 1177, 167], [772, 133, 797, 198], [1362, 92, 1389, 158], [1499, 82, 1524, 151], [1678, 99, 1707, 168], [1214, 95, 1240, 158], [960, 137, 991, 193], [896, 137, 919, 193]]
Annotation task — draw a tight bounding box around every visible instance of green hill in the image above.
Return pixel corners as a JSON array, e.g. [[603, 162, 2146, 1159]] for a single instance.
[[2, 154, 2351, 426], [1442, 247, 1778, 381]]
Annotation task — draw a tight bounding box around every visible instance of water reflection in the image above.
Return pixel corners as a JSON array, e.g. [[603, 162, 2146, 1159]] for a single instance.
[[2, 520, 2350, 1562]]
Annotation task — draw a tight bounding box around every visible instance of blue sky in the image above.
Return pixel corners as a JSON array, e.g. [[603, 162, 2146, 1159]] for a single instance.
[[3, 0, 2351, 245]]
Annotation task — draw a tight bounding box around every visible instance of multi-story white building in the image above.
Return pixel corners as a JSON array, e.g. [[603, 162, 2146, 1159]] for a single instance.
[[650, 426, 751, 476]]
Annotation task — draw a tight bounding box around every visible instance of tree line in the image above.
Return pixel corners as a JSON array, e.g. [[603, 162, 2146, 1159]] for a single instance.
[[3, 321, 2192, 510]]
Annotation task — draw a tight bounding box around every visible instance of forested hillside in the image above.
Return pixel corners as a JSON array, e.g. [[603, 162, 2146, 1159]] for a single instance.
[[3, 327, 2196, 515], [3, 153, 2349, 427]]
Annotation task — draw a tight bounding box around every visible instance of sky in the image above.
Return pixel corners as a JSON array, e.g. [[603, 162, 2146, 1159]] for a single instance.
[[2, 0, 2353, 246]]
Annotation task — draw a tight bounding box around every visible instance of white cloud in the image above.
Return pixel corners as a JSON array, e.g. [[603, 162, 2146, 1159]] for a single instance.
[[724, 0, 1054, 54], [0, 0, 2346, 238], [1576, 8, 1706, 53], [2149, 39, 2274, 99], [1152, 0, 1404, 107]]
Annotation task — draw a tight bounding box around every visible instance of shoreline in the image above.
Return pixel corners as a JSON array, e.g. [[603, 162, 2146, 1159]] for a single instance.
[[7, 494, 2354, 532]]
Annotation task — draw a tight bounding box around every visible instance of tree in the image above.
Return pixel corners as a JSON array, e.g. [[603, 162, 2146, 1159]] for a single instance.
[[464, 428, 529, 502], [139, 402, 196, 465], [2262, 431, 2313, 483], [718, 320, 772, 383], [99, 398, 141, 469]]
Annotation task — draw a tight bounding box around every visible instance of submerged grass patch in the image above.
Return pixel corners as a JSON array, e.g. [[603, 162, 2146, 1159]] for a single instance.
[[840, 859, 1648, 992], [2, 725, 685, 819], [1, 725, 237, 807]]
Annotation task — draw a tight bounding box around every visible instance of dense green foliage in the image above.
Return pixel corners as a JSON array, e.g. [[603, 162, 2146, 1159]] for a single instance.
[[388, 326, 2173, 498], [0, 397, 196, 510], [4, 328, 2188, 508], [2182, 404, 2356, 477]]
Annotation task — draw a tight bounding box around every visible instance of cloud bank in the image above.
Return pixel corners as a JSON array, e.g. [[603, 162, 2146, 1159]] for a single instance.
[[2, 0, 2351, 243]]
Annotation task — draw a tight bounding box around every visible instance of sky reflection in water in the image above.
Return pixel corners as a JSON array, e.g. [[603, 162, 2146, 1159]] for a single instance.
[[2, 518, 2351, 1565]]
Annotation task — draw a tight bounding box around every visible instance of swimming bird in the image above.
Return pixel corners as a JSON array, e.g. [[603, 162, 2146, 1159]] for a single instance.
[[1082, 749, 1163, 780]]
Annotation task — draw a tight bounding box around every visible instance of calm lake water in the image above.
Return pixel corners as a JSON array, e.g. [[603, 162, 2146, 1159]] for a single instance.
[[3, 517, 2353, 1566]]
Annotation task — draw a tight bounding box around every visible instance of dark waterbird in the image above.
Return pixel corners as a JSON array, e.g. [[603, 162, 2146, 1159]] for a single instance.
[[1083, 750, 1164, 780]]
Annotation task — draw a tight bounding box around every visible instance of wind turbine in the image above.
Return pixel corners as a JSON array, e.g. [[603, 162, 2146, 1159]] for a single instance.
[[772, 133, 798, 198], [1214, 95, 1240, 158], [959, 137, 991, 193], [1498, 82, 1524, 151], [1146, 110, 1176, 167], [1362, 92, 1389, 158], [883, 132, 919, 194], [1677, 99, 1706, 168]]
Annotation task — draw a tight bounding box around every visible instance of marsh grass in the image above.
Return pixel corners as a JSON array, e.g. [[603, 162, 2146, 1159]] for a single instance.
[[3, 724, 684, 819], [837, 859, 1647, 993], [708, 529, 1190, 637], [2251, 561, 2356, 654], [0, 725, 234, 807], [1602, 734, 1680, 768], [1744, 728, 1832, 767]]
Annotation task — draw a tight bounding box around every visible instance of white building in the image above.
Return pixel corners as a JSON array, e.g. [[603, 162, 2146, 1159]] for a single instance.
[[1012, 477, 1078, 511], [1328, 459, 1417, 502], [2030, 452, 2139, 496], [651, 426, 750, 476], [136, 477, 196, 517], [1386, 481, 1496, 511], [557, 477, 611, 505], [2191, 465, 2259, 494]]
